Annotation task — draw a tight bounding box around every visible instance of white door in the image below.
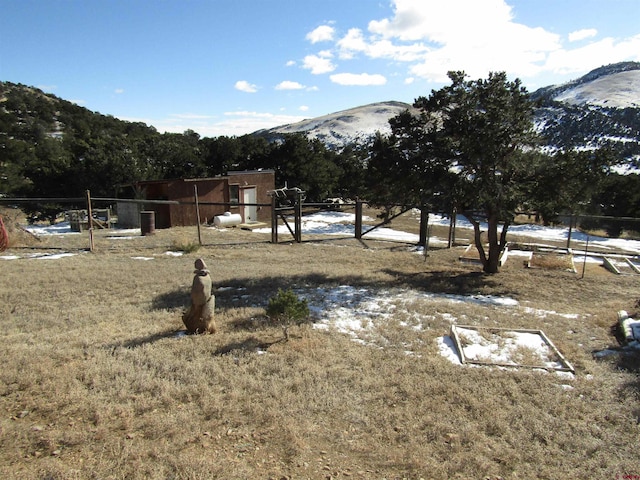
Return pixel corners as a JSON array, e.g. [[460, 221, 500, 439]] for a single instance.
[[242, 187, 257, 223]]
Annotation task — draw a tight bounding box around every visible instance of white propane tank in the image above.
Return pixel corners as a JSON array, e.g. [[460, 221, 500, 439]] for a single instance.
[[213, 212, 242, 227]]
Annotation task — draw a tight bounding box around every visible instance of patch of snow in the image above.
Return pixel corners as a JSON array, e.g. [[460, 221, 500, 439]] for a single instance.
[[30, 252, 77, 260], [455, 328, 564, 369], [105, 228, 141, 239], [22, 222, 80, 236], [522, 307, 580, 319]]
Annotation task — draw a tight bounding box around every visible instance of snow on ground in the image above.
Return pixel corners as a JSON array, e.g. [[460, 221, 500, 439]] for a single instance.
[[10, 212, 639, 373], [256, 210, 640, 254], [18, 210, 640, 253], [1, 251, 79, 260], [246, 282, 577, 376], [21, 222, 82, 236], [452, 327, 565, 369]]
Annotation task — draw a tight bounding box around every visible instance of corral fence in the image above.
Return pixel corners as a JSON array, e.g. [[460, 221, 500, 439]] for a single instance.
[[0, 189, 441, 252], [267, 187, 432, 246], [2, 191, 640, 255]]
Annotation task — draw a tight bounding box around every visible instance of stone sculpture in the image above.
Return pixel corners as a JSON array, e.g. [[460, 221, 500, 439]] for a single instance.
[[182, 258, 216, 334]]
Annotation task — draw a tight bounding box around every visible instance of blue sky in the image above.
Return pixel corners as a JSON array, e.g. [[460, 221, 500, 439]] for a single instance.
[[2, 0, 639, 137]]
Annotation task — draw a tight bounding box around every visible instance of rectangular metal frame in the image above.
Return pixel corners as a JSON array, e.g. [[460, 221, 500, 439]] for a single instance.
[[450, 325, 575, 374]]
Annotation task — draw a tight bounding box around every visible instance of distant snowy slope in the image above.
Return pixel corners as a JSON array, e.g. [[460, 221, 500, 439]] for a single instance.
[[532, 62, 640, 163], [255, 101, 415, 149], [553, 70, 640, 108]]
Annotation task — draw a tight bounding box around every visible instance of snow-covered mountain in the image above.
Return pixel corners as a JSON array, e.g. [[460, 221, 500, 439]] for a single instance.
[[552, 70, 640, 109], [532, 62, 640, 108], [255, 62, 640, 164], [254, 101, 415, 149], [532, 62, 640, 163]]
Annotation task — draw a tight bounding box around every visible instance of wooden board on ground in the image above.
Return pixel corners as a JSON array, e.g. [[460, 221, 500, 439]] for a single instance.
[[239, 222, 268, 230]]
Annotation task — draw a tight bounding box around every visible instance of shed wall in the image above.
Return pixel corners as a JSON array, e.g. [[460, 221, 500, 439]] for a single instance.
[[133, 171, 275, 228]]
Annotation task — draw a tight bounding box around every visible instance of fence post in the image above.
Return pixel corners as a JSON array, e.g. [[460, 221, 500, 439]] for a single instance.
[[294, 194, 302, 243], [194, 185, 202, 245], [355, 198, 362, 239], [448, 208, 457, 248], [271, 195, 278, 244], [581, 235, 590, 279], [86, 189, 94, 252], [419, 206, 429, 247], [566, 214, 573, 250]]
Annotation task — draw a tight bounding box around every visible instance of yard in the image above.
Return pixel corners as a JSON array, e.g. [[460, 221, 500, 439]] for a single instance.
[[0, 208, 639, 479]]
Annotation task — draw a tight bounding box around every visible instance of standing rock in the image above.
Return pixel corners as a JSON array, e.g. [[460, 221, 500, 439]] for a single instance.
[[182, 258, 216, 334]]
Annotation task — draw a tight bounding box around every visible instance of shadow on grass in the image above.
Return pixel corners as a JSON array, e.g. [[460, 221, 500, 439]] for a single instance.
[[151, 289, 189, 310], [592, 322, 640, 398], [380, 268, 517, 298], [213, 336, 285, 356], [150, 269, 515, 315], [111, 328, 186, 349], [616, 351, 640, 373], [615, 353, 640, 409], [141, 270, 516, 356]]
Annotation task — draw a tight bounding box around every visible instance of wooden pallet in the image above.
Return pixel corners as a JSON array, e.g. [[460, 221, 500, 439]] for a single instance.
[[603, 256, 640, 275]]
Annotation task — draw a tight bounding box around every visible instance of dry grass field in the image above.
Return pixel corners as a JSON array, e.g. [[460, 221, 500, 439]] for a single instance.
[[1, 207, 639, 479]]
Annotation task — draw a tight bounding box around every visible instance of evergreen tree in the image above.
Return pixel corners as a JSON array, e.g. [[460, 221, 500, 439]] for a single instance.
[[392, 71, 539, 273]]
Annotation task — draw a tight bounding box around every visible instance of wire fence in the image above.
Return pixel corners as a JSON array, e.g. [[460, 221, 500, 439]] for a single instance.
[[2, 193, 640, 255]]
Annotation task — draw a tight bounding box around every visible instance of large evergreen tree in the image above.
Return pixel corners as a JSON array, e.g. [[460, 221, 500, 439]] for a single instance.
[[393, 71, 540, 273]]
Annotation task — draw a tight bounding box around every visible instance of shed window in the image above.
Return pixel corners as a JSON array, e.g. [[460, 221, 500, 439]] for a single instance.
[[229, 184, 239, 205]]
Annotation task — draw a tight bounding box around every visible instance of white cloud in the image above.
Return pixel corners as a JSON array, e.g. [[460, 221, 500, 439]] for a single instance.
[[404, 77, 414, 85], [303, 52, 336, 74], [369, 0, 516, 43], [286, 60, 296, 67], [360, 0, 561, 82], [568, 28, 598, 42], [234, 80, 258, 93], [324, 0, 640, 86], [306, 25, 335, 43], [169, 113, 213, 120], [216, 111, 307, 135], [131, 110, 308, 137], [337, 28, 429, 61], [299, 105, 309, 111], [329, 73, 387, 86], [545, 35, 640, 75], [275, 81, 305, 90], [114, 88, 124, 94]]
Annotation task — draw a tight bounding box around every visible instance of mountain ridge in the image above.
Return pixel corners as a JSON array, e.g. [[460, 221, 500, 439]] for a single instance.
[[256, 62, 640, 161], [2, 61, 639, 162], [254, 100, 415, 147]]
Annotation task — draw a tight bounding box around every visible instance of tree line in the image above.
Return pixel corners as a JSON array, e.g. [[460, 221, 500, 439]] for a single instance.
[[0, 82, 367, 205], [1, 78, 640, 272]]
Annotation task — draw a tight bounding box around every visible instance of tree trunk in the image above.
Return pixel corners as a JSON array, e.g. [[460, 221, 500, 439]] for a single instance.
[[463, 212, 509, 274], [484, 214, 501, 274], [464, 213, 488, 269]]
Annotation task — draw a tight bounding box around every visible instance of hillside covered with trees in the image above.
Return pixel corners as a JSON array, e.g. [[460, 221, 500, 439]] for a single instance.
[[0, 81, 368, 216]]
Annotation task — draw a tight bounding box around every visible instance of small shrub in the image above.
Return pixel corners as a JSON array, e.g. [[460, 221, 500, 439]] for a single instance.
[[266, 288, 310, 341], [171, 238, 200, 253]]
